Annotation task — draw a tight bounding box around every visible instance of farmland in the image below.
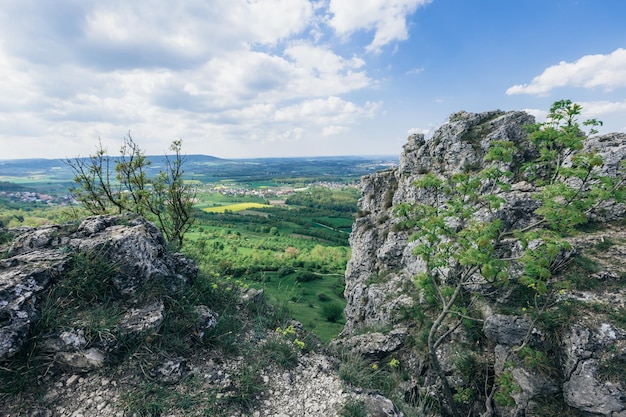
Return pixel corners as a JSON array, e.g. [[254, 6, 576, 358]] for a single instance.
[[0, 154, 397, 342], [202, 202, 272, 213]]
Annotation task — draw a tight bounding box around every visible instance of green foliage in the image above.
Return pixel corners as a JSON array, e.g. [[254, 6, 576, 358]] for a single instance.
[[337, 351, 395, 392], [66, 135, 195, 249], [530, 394, 585, 417], [597, 355, 626, 385], [227, 363, 264, 409], [295, 270, 321, 282], [184, 204, 351, 343], [0, 248, 124, 397], [493, 371, 519, 407], [564, 255, 602, 290], [317, 292, 331, 301], [336, 350, 425, 417], [517, 346, 553, 375], [396, 100, 625, 417], [322, 302, 344, 322], [524, 100, 602, 185], [285, 186, 360, 213], [0, 227, 14, 245], [340, 399, 368, 417]]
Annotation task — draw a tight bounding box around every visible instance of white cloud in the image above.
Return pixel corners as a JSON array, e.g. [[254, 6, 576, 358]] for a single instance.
[[579, 100, 626, 117], [506, 48, 626, 95], [274, 96, 380, 124], [521, 108, 547, 122], [323, 125, 348, 136], [406, 67, 424, 75], [0, 0, 431, 159], [328, 0, 432, 53], [407, 127, 430, 136]]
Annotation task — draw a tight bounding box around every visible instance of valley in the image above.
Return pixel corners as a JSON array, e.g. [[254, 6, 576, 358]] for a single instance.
[[0, 154, 398, 342]]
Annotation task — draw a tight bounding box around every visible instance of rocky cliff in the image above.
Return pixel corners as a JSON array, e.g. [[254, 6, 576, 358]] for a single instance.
[[335, 110, 626, 416]]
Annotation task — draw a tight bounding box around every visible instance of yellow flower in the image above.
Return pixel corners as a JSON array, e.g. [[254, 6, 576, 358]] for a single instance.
[[371, 364, 379, 371], [388, 358, 400, 368]]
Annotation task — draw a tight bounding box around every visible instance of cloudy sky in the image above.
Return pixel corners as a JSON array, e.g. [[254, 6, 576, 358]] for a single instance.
[[1, 0, 625, 160]]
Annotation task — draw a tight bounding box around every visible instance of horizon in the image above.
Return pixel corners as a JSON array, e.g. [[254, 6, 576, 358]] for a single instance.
[[0, 153, 400, 163], [0, 0, 625, 160]]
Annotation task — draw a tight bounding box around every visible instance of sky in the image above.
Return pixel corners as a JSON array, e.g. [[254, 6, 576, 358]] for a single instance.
[[0, 0, 625, 160]]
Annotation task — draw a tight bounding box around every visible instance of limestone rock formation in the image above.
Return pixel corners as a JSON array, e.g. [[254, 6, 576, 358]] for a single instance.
[[338, 110, 626, 416], [0, 214, 196, 363], [2, 109, 624, 417]]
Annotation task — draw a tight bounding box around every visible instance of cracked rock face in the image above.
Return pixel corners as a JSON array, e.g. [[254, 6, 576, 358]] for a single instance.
[[0, 214, 198, 362], [562, 323, 626, 415]]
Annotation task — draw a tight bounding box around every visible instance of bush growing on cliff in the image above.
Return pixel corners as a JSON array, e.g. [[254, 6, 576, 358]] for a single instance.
[[395, 100, 625, 417]]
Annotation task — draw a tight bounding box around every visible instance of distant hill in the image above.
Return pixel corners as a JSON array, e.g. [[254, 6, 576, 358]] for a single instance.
[[0, 154, 399, 190]]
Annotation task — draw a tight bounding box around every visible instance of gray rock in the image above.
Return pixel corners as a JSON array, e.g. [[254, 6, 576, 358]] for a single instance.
[[116, 300, 165, 335], [0, 250, 70, 360], [337, 109, 626, 417], [0, 214, 197, 361], [193, 305, 219, 338], [41, 329, 88, 353], [55, 347, 106, 370], [483, 315, 531, 346], [152, 358, 189, 384], [333, 327, 408, 359], [562, 323, 626, 415], [354, 390, 405, 417]]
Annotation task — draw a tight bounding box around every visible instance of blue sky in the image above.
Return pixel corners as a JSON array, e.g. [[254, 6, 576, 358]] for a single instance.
[[0, 0, 624, 160]]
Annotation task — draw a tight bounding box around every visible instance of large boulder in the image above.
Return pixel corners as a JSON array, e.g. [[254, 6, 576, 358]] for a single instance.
[[0, 214, 197, 361]]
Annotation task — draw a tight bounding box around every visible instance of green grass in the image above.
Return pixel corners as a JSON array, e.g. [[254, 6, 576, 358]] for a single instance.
[[244, 271, 346, 343]]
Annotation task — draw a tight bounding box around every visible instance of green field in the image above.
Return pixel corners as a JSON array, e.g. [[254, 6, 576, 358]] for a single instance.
[[244, 271, 346, 342]]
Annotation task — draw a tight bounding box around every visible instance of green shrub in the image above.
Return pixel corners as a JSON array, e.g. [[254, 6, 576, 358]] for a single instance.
[[295, 270, 320, 282], [341, 399, 367, 417], [322, 303, 343, 322], [277, 265, 294, 277], [317, 292, 331, 302]]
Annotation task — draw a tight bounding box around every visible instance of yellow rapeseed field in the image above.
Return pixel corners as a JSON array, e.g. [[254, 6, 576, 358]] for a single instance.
[[202, 202, 271, 213]]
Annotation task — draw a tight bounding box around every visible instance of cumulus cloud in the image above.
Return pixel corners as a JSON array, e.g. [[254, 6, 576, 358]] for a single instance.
[[328, 0, 432, 53], [521, 108, 548, 122], [506, 48, 626, 95], [0, 0, 430, 158], [579, 100, 626, 117], [407, 127, 430, 136]]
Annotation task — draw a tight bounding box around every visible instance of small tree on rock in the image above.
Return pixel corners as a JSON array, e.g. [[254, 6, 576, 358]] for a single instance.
[[395, 100, 624, 417], [66, 134, 196, 249]]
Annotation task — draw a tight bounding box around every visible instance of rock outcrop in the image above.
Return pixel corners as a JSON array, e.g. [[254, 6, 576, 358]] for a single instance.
[[0, 214, 398, 416], [337, 110, 626, 416], [0, 214, 196, 363]]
